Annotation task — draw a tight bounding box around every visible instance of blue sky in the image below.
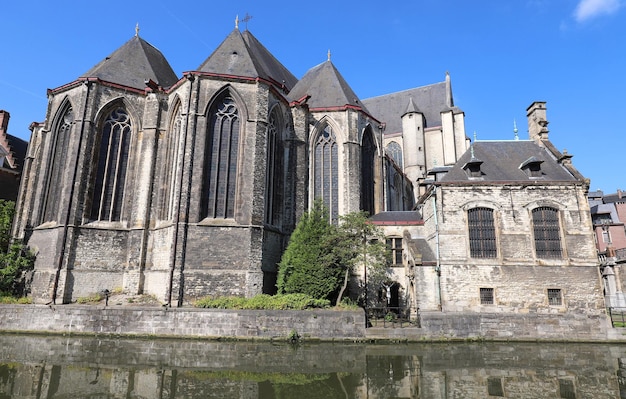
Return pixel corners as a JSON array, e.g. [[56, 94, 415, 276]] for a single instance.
[[0, 1, 623, 193]]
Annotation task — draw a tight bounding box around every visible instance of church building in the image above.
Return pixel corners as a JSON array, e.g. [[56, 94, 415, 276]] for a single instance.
[[12, 22, 604, 323]]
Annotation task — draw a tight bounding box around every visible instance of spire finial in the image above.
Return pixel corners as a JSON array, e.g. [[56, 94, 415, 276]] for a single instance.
[[241, 13, 253, 30], [327, 49, 331, 62], [235, 15, 239, 30], [513, 119, 519, 140], [135, 23, 140, 37], [471, 131, 477, 159], [473, 131, 478, 142]]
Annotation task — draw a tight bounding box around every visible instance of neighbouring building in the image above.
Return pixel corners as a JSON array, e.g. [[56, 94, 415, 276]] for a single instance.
[[0, 110, 28, 202], [12, 22, 605, 325], [588, 189, 626, 307]]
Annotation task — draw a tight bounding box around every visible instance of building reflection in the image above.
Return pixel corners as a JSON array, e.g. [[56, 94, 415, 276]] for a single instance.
[[0, 335, 624, 398]]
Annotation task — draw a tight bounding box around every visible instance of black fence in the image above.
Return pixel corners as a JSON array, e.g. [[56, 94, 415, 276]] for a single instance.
[[608, 307, 626, 328], [365, 306, 418, 328]]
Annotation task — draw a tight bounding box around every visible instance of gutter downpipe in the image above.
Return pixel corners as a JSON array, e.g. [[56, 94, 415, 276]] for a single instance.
[[431, 189, 442, 311]]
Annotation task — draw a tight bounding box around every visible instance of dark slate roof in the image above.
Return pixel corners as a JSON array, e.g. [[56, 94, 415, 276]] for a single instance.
[[197, 30, 298, 91], [603, 192, 626, 204], [362, 79, 460, 133], [369, 211, 423, 224], [289, 61, 368, 112], [81, 35, 178, 90], [5, 134, 27, 172], [440, 140, 579, 183]]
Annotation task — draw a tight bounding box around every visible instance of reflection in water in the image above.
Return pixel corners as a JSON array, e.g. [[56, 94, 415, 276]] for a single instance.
[[0, 334, 625, 398]]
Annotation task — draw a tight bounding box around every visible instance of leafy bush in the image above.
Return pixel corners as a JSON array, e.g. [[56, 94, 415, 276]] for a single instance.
[[0, 295, 32, 304], [194, 294, 330, 310], [76, 293, 104, 304], [0, 242, 35, 296]]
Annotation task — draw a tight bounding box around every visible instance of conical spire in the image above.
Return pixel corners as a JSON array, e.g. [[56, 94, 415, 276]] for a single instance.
[[197, 29, 297, 91], [445, 71, 454, 108], [402, 97, 422, 116], [81, 34, 177, 90], [289, 59, 367, 112]]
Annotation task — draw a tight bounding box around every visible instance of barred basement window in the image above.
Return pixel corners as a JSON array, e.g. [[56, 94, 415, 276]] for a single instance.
[[386, 237, 403, 267], [468, 207, 497, 258], [487, 377, 504, 397], [547, 288, 562, 306], [90, 107, 131, 221], [532, 207, 562, 259], [480, 288, 494, 305]]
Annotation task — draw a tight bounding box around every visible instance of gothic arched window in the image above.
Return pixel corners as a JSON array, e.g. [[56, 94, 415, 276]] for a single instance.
[[203, 95, 239, 219], [532, 206, 562, 258], [90, 107, 132, 221], [42, 104, 73, 223], [314, 125, 338, 223], [360, 129, 375, 215], [265, 109, 283, 226], [386, 141, 403, 169], [159, 104, 183, 220]]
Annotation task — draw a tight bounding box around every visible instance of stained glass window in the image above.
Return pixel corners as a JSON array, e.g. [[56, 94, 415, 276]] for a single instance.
[[90, 107, 131, 221]]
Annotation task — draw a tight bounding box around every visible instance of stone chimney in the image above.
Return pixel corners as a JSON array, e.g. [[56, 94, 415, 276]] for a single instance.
[[0, 110, 9, 133], [526, 101, 549, 141]]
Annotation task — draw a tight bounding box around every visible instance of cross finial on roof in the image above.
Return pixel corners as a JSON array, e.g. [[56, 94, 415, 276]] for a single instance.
[[327, 49, 331, 62], [135, 23, 140, 37], [235, 15, 239, 30], [241, 13, 253, 30]]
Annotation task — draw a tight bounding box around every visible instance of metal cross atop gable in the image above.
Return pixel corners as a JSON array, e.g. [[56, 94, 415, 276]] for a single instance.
[[241, 13, 253, 30]]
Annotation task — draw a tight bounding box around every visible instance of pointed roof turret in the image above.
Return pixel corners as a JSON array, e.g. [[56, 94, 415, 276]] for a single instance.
[[402, 97, 422, 117], [289, 60, 368, 112], [197, 29, 297, 91], [81, 33, 178, 90]]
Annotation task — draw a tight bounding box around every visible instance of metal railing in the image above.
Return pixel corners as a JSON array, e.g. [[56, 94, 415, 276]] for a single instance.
[[607, 307, 626, 327], [365, 306, 418, 328]]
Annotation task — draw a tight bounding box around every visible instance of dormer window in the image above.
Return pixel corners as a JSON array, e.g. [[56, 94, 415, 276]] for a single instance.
[[463, 159, 483, 178], [520, 156, 544, 178]]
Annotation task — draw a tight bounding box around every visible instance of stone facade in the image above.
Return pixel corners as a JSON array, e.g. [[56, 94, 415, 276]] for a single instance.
[[12, 23, 605, 331]]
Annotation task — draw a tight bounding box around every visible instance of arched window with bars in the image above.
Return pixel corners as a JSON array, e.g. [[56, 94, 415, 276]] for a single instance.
[[159, 104, 183, 220], [314, 124, 338, 223], [90, 106, 132, 221], [265, 108, 283, 226], [386, 141, 403, 169], [42, 104, 74, 223], [360, 128, 376, 215], [468, 207, 497, 258], [532, 206, 563, 258], [202, 94, 239, 219]]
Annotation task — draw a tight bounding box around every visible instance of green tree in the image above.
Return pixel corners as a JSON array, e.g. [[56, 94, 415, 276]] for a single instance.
[[334, 211, 388, 306], [0, 242, 35, 295], [276, 201, 344, 301], [277, 203, 389, 306], [0, 199, 35, 296], [0, 200, 15, 252]]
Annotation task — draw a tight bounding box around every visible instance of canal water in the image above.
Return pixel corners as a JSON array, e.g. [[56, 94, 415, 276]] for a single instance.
[[1, 334, 625, 398]]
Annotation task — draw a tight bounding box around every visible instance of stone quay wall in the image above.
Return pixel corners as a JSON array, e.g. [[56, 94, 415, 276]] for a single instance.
[[0, 305, 366, 340], [0, 305, 624, 342]]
